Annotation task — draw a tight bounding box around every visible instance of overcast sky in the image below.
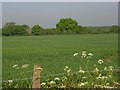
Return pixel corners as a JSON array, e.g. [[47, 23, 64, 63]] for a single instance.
[[2, 2, 118, 28]]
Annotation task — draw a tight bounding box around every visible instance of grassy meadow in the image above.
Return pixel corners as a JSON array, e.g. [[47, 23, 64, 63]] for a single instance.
[[2, 34, 118, 81]]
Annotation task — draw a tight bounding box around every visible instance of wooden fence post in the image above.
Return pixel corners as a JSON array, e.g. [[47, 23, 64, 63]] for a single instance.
[[32, 64, 41, 90]]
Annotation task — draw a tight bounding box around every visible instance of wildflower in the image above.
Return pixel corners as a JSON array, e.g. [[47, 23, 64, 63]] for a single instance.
[[95, 68, 99, 72], [73, 53, 78, 57], [60, 84, 66, 88], [98, 59, 104, 64], [96, 74, 102, 79], [108, 66, 114, 69], [21, 64, 29, 68], [78, 67, 85, 74], [41, 82, 46, 86], [54, 77, 60, 81], [88, 53, 93, 57], [65, 66, 69, 69], [12, 64, 18, 68], [64, 66, 69, 71], [78, 83, 85, 87], [62, 77, 67, 80], [106, 83, 110, 86], [82, 51, 86, 54], [104, 67, 107, 71], [94, 84, 103, 88], [108, 66, 114, 71], [50, 81, 56, 84], [8, 80, 13, 83], [101, 76, 108, 80], [103, 85, 114, 88], [96, 76, 101, 79], [67, 69, 71, 73], [78, 70, 85, 74], [113, 81, 120, 85], [81, 51, 87, 57], [108, 75, 112, 78], [82, 77, 87, 79]]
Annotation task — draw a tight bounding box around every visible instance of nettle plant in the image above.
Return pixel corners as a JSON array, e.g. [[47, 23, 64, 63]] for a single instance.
[[41, 51, 120, 88]]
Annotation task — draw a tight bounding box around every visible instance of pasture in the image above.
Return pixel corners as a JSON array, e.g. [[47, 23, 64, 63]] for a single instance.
[[2, 34, 118, 81]]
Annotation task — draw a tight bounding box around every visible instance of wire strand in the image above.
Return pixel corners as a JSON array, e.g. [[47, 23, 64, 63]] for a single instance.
[[1, 68, 119, 83]]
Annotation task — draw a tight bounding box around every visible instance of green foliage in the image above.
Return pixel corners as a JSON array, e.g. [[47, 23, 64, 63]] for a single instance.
[[110, 25, 118, 33], [56, 18, 80, 33], [2, 19, 119, 36], [32, 25, 43, 35], [2, 22, 28, 36]]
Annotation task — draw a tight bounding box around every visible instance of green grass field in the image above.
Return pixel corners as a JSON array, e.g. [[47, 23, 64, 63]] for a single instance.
[[2, 34, 118, 81]]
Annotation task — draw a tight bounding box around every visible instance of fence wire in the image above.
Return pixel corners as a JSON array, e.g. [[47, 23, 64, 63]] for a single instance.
[[0, 68, 120, 83]]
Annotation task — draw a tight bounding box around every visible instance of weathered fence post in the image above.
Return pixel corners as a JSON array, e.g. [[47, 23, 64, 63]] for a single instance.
[[32, 64, 41, 90]]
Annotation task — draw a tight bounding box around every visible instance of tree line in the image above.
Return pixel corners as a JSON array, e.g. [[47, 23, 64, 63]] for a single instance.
[[2, 18, 119, 36]]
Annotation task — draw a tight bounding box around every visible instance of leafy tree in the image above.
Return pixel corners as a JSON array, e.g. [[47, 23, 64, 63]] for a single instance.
[[2, 22, 28, 36], [56, 18, 80, 33], [32, 25, 43, 35], [2, 22, 16, 36], [110, 25, 118, 33], [14, 25, 27, 35]]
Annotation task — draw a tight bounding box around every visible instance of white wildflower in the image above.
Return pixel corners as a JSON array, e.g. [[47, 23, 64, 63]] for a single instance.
[[108, 75, 112, 78], [98, 59, 104, 64], [101, 76, 108, 80], [12, 64, 18, 68], [109, 66, 114, 69], [94, 84, 103, 88], [96, 76, 101, 79], [78, 83, 85, 87], [67, 69, 71, 73], [96, 74, 102, 79], [88, 53, 93, 57], [21, 64, 29, 68], [104, 67, 107, 71], [104, 86, 114, 88], [73, 53, 78, 57], [108, 66, 114, 71], [78, 67, 85, 74], [82, 77, 87, 79], [78, 70, 85, 74], [60, 84, 66, 88], [65, 66, 69, 69], [82, 51, 86, 54], [41, 82, 46, 86], [62, 77, 67, 80], [82, 53, 87, 57], [50, 81, 56, 84], [64, 66, 69, 71], [95, 68, 99, 72], [81, 51, 87, 57], [54, 77, 60, 81], [8, 80, 13, 83], [106, 83, 110, 86]]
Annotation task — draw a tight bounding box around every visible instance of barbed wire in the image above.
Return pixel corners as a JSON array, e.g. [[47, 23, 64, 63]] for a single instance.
[[0, 77, 33, 83], [9, 69, 34, 77], [0, 68, 119, 83]]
